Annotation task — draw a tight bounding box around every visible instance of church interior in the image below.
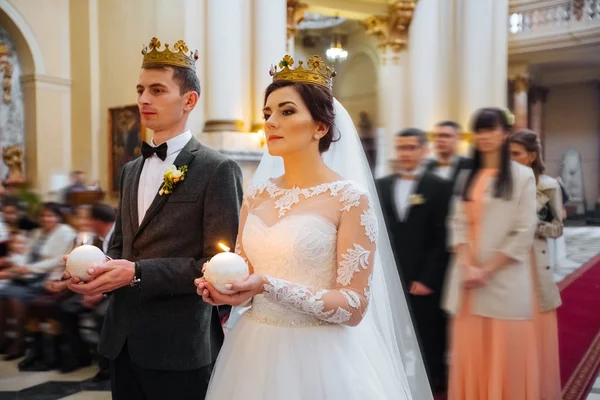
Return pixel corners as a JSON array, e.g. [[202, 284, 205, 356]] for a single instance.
[[0, 0, 599, 399]]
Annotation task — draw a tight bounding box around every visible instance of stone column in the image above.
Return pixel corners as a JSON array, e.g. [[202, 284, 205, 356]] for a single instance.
[[456, 0, 508, 127], [286, 0, 307, 55], [253, 0, 287, 132], [529, 85, 549, 153], [364, 1, 417, 177], [511, 74, 529, 130], [204, 0, 251, 133], [154, 0, 207, 135], [408, 0, 454, 129]]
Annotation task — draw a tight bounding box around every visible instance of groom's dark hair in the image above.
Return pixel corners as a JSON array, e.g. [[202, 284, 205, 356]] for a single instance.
[[143, 64, 200, 96], [264, 81, 338, 153]]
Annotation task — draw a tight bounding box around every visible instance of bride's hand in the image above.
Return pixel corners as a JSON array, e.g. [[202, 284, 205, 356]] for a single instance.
[[202, 274, 267, 307]]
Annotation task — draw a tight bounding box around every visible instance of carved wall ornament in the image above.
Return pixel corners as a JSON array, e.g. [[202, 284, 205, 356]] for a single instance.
[[287, 0, 308, 41], [2, 145, 25, 184], [0, 43, 12, 104], [573, 0, 585, 20], [363, 1, 419, 53]]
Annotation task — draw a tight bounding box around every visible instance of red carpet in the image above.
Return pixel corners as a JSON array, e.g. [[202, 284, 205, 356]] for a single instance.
[[558, 253, 600, 400]]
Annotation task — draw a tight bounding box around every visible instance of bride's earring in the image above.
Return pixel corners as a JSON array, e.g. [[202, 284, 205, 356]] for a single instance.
[[314, 134, 320, 140]]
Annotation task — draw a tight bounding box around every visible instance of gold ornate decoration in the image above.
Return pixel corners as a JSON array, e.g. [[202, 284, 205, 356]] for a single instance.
[[2, 145, 25, 184], [141, 37, 198, 71], [270, 55, 336, 91], [363, 1, 419, 53], [0, 43, 13, 104], [512, 74, 530, 94], [287, 0, 308, 41], [427, 131, 474, 143]]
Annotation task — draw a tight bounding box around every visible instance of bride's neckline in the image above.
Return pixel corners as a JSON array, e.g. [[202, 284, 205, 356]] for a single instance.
[[268, 178, 350, 191]]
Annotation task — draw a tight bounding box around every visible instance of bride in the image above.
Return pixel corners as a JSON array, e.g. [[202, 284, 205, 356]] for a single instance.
[[195, 55, 432, 400]]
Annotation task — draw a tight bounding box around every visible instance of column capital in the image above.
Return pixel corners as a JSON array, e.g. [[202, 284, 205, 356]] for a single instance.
[[510, 73, 530, 94], [363, 0, 419, 54], [287, 0, 308, 41], [529, 85, 549, 103]]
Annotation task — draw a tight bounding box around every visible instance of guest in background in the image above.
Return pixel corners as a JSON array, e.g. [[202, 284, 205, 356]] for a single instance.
[[1, 196, 39, 235], [0, 233, 29, 354], [510, 129, 562, 399], [444, 108, 539, 399], [426, 121, 472, 188], [61, 170, 87, 204], [376, 128, 452, 393]]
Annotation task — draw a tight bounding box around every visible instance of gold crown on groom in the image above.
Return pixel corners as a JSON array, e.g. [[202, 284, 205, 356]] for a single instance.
[[141, 37, 198, 71], [269, 55, 336, 90]]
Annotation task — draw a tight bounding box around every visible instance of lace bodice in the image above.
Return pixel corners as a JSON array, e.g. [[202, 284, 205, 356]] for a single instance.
[[236, 179, 378, 327]]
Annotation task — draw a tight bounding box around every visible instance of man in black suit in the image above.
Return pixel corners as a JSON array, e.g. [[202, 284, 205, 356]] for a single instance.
[[376, 128, 451, 393], [426, 120, 472, 189], [66, 37, 243, 400]]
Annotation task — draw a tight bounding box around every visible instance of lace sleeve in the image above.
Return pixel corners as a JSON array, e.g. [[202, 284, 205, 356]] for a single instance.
[[262, 194, 376, 326], [235, 200, 251, 272]]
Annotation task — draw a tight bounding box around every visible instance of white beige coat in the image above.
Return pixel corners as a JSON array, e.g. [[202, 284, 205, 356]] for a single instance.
[[27, 223, 76, 275], [533, 174, 563, 312], [443, 162, 537, 320]]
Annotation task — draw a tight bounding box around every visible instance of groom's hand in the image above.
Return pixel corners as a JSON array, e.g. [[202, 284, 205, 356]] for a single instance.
[[68, 259, 135, 296]]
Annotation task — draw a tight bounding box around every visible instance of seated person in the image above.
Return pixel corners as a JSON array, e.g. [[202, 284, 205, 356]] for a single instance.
[[0, 203, 76, 361]]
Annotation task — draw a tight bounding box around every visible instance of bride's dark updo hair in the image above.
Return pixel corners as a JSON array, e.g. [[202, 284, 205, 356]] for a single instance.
[[264, 81, 337, 153]]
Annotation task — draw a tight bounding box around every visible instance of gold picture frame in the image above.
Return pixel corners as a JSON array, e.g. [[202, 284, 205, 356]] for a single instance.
[[108, 105, 147, 196]]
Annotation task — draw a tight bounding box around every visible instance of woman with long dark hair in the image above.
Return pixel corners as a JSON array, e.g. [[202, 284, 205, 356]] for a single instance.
[[510, 129, 562, 399], [443, 108, 540, 399]]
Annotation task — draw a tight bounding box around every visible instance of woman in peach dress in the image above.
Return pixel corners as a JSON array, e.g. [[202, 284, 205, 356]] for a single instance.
[[443, 108, 540, 399], [510, 130, 563, 399]]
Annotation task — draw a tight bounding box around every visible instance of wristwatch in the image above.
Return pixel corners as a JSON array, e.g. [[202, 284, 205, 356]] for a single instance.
[[130, 262, 141, 287]]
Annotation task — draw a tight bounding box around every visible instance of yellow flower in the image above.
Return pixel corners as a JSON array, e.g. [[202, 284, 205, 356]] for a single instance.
[[159, 188, 164, 196], [409, 194, 425, 205]]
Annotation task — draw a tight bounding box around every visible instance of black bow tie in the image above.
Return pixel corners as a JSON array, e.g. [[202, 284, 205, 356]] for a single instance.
[[142, 142, 168, 161]]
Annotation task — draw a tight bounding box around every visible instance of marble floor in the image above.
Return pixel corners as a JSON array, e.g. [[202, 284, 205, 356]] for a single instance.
[[0, 227, 599, 399]]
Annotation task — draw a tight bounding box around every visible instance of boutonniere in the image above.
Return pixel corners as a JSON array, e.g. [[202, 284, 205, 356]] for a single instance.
[[409, 194, 425, 206], [159, 164, 188, 196]]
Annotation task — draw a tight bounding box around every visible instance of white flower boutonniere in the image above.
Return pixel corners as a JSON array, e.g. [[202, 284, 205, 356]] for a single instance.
[[159, 164, 188, 196], [409, 194, 425, 206]]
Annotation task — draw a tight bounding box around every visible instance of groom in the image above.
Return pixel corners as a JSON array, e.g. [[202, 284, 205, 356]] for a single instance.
[[67, 37, 243, 399]]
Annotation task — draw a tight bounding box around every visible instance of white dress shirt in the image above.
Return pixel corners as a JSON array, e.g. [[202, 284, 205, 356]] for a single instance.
[[100, 223, 115, 254], [432, 156, 458, 180], [394, 167, 423, 220], [138, 130, 192, 224]]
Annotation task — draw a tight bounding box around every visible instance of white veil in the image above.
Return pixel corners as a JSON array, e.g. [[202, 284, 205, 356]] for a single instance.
[[245, 99, 432, 399]]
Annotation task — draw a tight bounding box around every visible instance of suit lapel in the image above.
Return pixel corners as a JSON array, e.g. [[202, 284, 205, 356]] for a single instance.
[[388, 177, 403, 223], [135, 138, 200, 238], [129, 158, 144, 229]]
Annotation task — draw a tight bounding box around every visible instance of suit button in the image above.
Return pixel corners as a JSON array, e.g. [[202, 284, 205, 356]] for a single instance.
[[546, 266, 551, 270], [132, 249, 140, 257], [542, 250, 546, 254]]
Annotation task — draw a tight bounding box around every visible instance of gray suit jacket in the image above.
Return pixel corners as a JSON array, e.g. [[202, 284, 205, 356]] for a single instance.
[[98, 136, 243, 371]]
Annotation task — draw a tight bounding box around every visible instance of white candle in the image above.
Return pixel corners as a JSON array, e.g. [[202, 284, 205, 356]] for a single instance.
[[66, 244, 106, 281], [204, 243, 249, 294]]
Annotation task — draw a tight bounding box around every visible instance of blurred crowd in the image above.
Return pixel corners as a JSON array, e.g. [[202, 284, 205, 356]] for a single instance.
[[0, 171, 114, 383]]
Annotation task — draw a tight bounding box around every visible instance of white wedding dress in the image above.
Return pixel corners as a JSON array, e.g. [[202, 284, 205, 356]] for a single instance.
[[205, 179, 411, 399]]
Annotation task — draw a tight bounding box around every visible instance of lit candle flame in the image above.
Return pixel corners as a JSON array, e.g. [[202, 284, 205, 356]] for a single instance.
[[218, 243, 230, 252]]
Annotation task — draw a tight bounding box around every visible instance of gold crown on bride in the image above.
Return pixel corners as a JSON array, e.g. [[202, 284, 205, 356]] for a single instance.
[[269, 55, 336, 90], [141, 37, 198, 71]]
